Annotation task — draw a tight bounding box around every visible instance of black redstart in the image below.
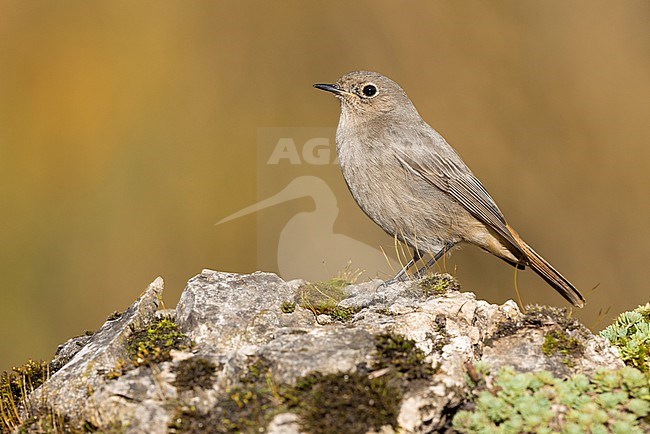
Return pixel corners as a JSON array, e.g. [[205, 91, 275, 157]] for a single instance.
[[314, 71, 585, 307]]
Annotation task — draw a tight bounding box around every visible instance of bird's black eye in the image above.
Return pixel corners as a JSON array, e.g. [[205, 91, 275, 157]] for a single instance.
[[362, 84, 377, 97]]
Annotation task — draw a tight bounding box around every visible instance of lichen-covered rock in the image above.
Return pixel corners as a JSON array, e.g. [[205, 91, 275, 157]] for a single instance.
[[20, 270, 636, 433], [482, 305, 622, 377], [28, 277, 164, 422]]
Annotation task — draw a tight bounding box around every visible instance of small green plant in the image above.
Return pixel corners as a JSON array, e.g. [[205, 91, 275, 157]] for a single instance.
[[487, 304, 588, 346], [329, 306, 360, 322], [295, 266, 364, 322], [1, 358, 128, 432], [541, 329, 584, 366], [1, 360, 49, 432], [127, 316, 188, 367], [374, 334, 436, 380], [170, 332, 431, 434], [173, 357, 218, 392], [280, 300, 296, 313], [169, 357, 280, 434], [600, 303, 650, 373], [287, 371, 401, 434], [453, 366, 650, 434], [297, 278, 352, 320], [418, 273, 460, 296]]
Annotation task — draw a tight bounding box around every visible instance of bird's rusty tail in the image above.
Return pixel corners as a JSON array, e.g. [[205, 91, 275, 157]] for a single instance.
[[506, 224, 585, 308]]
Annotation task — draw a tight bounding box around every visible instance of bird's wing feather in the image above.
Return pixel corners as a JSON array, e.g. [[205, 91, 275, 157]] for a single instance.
[[394, 145, 519, 249]]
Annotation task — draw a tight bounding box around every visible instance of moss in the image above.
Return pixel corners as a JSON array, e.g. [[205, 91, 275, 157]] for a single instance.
[[16, 417, 124, 434], [107, 317, 189, 378], [126, 316, 189, 367], [106, 310, 123, 321], [488, 320, 522, 343], [374, 333, 436, 380], [418, 273, 460, 296], [169, 333, 438, 433], [169, 337, 418, 434], [280, 300, 296, 313], [282, 334, 428, 432], [169, 357, 280, 434], [297, 278, 352, 321], [452, 366, 650, 434], [169, 407, 219, 434], [375, 307, 398, 316], [488, 304, 587, 344], [541, 329, 584, 365], [329, 306, 360, 322], [1, 360, 123, 433], [241, 357, 272, 384], [524, 305, 583, 331], [173, 357, 218, 392], [104, 359, 128, 380], [432, 314, 450, 352], [286, 372, 401, 434], [1, 360, 49, 432], [15, 414, 82, 434], [600, 303, 650, 373]]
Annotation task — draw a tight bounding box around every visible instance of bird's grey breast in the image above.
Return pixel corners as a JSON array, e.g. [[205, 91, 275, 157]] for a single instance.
[[336, 120, 402, 223], [335, 118, 453, 245]]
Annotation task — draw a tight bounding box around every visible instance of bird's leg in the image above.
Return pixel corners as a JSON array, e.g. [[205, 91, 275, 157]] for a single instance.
[[383, 249, 424, 286], [413, 241, 457, 279]]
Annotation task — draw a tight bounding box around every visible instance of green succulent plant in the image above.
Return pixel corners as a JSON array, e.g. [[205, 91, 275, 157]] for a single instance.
[[453, 366, 650, 434], [600, 303, 650, 373]]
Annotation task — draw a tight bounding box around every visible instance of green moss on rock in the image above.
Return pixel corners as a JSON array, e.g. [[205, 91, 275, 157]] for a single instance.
[[169, 357, 280, 434], [169, 332, 429, 434], [374, 334, 436, 380], [287, 371, 401, 434], [280, 300, 296, 313], [1, 360, 49, 432], [297, 278, 355, 321], [329, 306, 360, 322], [418, 273, 460, 296], [173, 357, 218, 392], [488, 304, 588, 345], [1, 360, 125, 433], [542, 329, 584, 365], [127, 316, 188, 367]]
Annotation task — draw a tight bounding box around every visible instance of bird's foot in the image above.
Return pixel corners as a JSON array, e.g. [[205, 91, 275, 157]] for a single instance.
[[380, 274, 409, 288]]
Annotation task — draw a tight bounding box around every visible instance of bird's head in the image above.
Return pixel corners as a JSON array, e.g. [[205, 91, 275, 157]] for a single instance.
[[314, 71, 419, 124]]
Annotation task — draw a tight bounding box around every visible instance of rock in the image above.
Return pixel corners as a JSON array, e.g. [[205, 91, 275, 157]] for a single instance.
[[481, 304, 623, 377], [30, 277, 164, 423], [267, 413, 301, 434], [22, 270, 630, 433], [49, 333, 93, 373]]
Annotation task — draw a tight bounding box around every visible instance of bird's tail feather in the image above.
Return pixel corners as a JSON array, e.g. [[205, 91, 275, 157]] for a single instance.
[[506, 224, 585, 308]]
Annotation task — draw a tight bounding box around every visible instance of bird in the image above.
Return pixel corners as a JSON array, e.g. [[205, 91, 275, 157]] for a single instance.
[[314, 71, 585, 307]]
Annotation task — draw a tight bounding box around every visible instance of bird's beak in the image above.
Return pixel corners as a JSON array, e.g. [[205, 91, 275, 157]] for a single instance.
[[313, 83, 345, 96]]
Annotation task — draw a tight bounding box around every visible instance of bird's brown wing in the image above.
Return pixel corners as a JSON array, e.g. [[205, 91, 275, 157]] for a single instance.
[[395, 144, 586, 308], [394, 148, 520, 250]]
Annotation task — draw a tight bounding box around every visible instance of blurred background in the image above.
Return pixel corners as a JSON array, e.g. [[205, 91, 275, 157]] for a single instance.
[[1, 1, 649, 373]]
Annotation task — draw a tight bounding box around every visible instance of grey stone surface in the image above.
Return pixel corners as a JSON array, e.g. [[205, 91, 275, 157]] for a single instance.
[[31, 277, 164, 423], [27, 270, 625, 433], [49, 333, 93, 373]]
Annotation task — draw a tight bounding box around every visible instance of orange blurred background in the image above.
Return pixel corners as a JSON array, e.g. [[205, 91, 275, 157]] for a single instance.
[[1, 1, 649, 373]]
